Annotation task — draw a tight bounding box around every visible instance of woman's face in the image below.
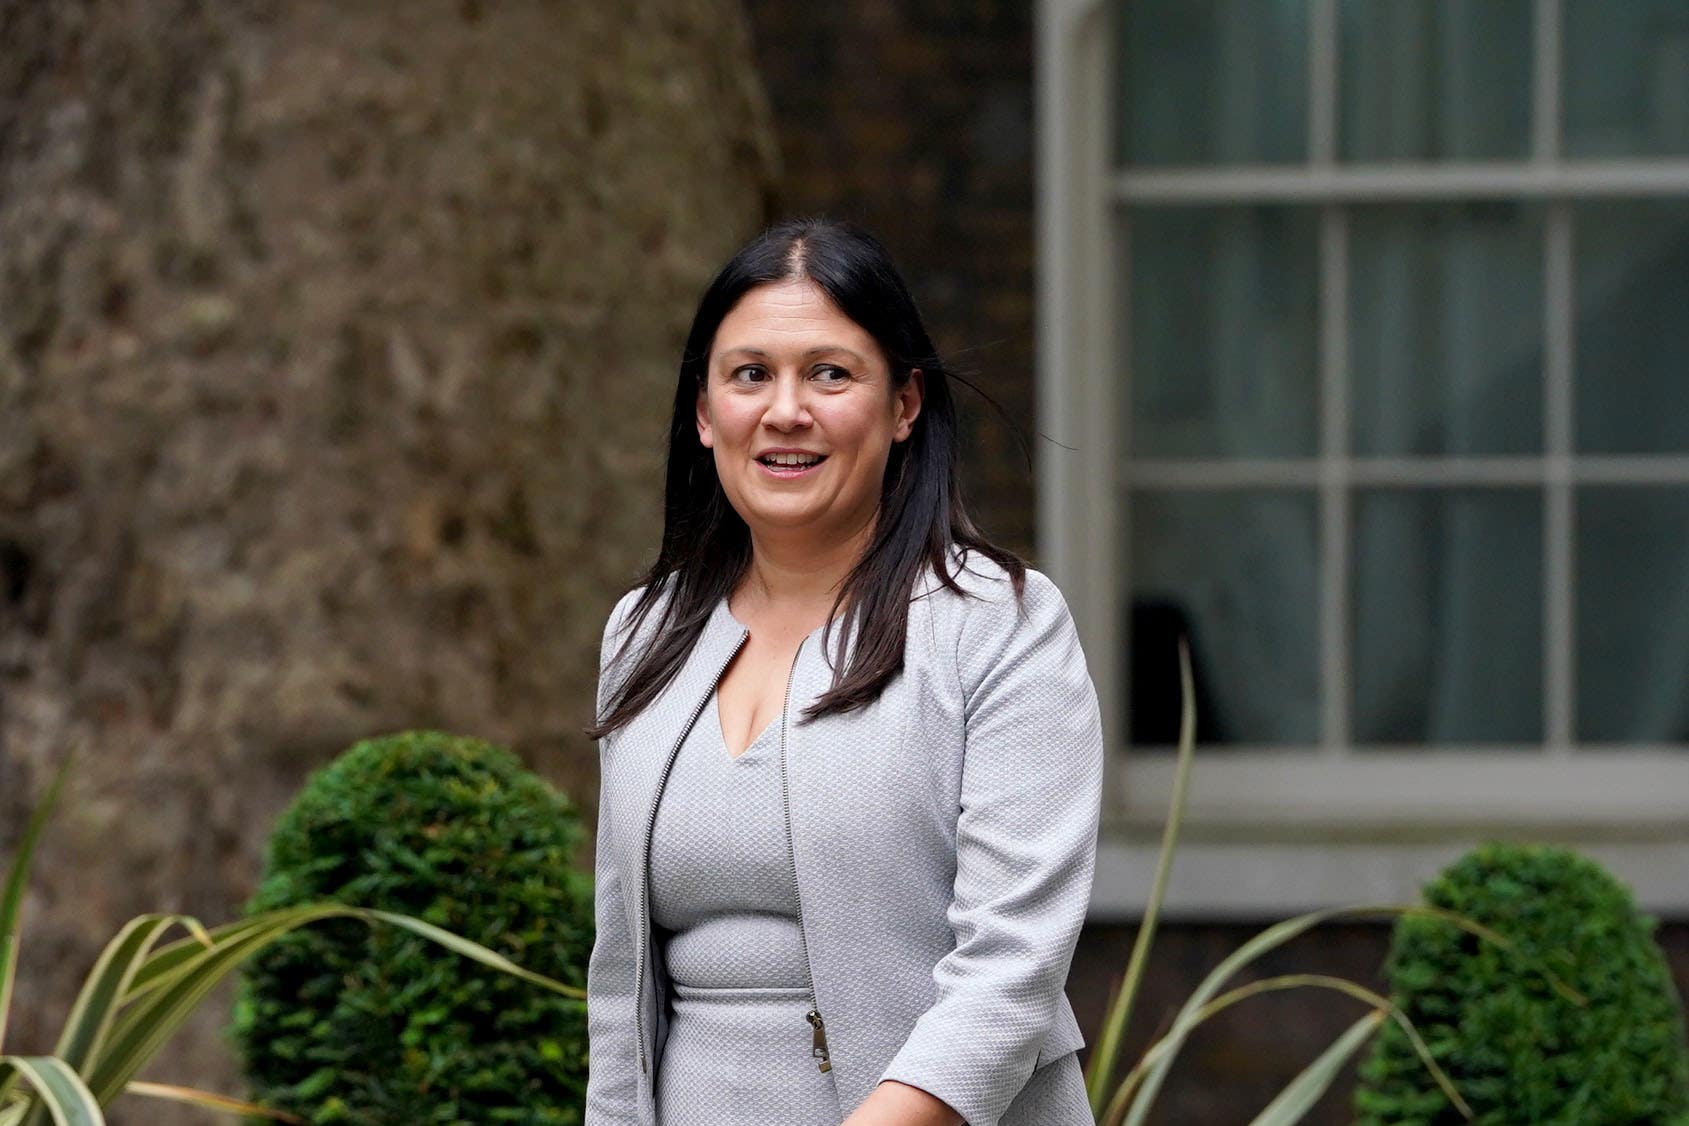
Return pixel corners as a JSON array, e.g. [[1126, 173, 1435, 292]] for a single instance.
[[697, 278, 922, 551]]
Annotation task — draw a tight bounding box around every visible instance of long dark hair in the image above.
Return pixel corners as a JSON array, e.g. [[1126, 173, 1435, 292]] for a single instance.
[[585, 217, 1026, 740]]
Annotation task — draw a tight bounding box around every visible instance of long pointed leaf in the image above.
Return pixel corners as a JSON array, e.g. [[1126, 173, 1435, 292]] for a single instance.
[[1247, 1011, 1386, 1126], [1113, 903, 1514, 1126], [121, 916, 262, 1004], [0, 758, 71, 940], [1085, 637, 1196, 1112], [1203, 976, 1466, 1118], [53, 916, 196, 1073], [1104, 973, 1469, 1123], [124, 1081, 304, 1123], [0, 756, 74, 1055], [1104, 976, 1365, 1122], [90, 904, 585, 1104], [16, 910, 218, 1126], [0, 1058, 103, 1126], [360, 910, 586, 1000], [88, 909, 345, 1103], [0, 938, 15, 1060]]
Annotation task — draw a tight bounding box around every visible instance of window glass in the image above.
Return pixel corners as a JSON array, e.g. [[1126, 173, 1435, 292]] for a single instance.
[[1340, 0, 1532, 161], [1128, 490, 1320, 745], [1126, 207, 1318, 459], [1574, 201, 1689, 455], [1576, 487, 1689, 743], [1352, 489, 1543, 745], [1350, 202, 1544, 456], [1107, 1, 1689, 758], [1565, 0, 1689, 158], [1116, 0, 1308, 166]]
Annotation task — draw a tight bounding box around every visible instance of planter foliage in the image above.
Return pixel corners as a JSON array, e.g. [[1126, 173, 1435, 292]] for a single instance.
[[231, 731, 595, 1124], [1353, 842, 1689, 1125], [1082, 645, 1587, 1125], [0, 752, 583, 1126]]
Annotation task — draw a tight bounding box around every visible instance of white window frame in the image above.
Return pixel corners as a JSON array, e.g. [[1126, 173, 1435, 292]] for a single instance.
[[1036, 0, 1689, 919]]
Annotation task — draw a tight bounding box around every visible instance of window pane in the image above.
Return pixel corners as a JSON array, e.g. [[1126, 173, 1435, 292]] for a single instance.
[[1128, 489, 1320, 745], [1575, 201, 1689, 455], [1126, 207, 1318, 459], [1565, 0, 1689, 158], [1115, 0, 1308, 166], [1352, 489, 1543, 745], [1577, 487, 1689, 743], [1350, 202, 1544, 456], [1340, 0, 1532, 161]]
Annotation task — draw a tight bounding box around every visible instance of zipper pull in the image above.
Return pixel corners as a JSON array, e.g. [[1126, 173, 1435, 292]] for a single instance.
[[807, 1008, 832, 1072]]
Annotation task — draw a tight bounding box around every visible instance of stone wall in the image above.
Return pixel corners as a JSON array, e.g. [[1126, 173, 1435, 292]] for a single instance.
[[0, 1, 775, 1118]]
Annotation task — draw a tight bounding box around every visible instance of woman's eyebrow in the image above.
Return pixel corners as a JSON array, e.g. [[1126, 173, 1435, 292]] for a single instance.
[[718, 345, 869, 364]]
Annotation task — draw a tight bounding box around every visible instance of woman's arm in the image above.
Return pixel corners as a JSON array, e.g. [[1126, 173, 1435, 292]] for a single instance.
[[874, 569, 1105, 1126], [584, 788, 641, 1122], [840, 1079, 964, 1126], [585, 593, 643, 1124]]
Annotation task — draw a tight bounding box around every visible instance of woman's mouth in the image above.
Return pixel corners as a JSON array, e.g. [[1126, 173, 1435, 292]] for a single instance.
[[756, 454, 828, 478]]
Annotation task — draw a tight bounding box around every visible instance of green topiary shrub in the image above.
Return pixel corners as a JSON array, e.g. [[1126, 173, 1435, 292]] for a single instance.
[[230, 730, 594, 1124], [1354, 841, 1689, 1125]]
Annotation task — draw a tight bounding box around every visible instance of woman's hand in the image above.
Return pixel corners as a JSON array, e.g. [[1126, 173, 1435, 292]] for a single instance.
[[839, 1080, 965, 1126]]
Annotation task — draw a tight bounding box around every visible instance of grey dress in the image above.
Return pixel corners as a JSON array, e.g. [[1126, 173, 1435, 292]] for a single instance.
[[646, 691, 842, 1125]]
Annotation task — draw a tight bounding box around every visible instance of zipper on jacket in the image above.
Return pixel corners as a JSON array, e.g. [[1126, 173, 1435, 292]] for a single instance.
[[633, 628, 749, 1077], [806, 1008, 831, 1072], [779, 635, 832, 1073]]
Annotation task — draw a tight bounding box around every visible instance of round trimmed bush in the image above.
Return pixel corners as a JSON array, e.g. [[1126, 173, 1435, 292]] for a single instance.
[[231, 730, 594, 1124], [1354, 841, 1689, 1125]]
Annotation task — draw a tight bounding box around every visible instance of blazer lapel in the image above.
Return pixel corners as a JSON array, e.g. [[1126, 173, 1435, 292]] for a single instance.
[[610, 595, 750, 881]]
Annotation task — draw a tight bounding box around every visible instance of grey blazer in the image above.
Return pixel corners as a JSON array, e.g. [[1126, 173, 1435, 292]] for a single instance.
[[586, 547, 1104, 1125]]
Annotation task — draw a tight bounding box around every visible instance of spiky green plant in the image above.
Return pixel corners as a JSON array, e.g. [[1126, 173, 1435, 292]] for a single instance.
[[1353, 842, 1689, 1125], [0, 753, 585, 1126], [1080, 644, 1585, 1125]]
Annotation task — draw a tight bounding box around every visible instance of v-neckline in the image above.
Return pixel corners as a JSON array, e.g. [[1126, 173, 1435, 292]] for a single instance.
[[716, 593, 842, 762], [713, 690, 776, 762]]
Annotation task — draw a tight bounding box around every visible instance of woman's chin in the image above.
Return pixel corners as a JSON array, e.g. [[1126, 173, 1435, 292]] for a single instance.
[[740, 506, 844, 539]]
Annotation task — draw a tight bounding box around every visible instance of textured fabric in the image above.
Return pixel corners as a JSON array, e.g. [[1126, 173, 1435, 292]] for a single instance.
[[587, 546, 1103, 1126], [647, 693, 809, 991], [997, 1051, 1093, 1122], [647, 693, 838, 1122], [655, 986, 841, 1126]]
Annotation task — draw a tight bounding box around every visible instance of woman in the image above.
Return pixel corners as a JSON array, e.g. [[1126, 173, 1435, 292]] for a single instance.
[[584, 218, 1103, 1126]]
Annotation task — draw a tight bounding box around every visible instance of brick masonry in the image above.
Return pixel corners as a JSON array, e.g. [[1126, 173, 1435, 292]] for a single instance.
[[742, 0, 1039, 558], [742, 1, 1689, 1119]]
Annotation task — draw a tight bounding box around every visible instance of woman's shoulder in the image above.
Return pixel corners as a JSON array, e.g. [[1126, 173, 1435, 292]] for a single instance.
[[910, 546, 1084, 709], [599, 580, 672, 673], [914, 545, 1075, 658], [918, 544, 1068, 619]]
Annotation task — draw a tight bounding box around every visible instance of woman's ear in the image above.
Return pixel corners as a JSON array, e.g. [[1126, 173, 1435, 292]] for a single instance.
[[894, 368, 924, 442], [696, 382, 713, 449]]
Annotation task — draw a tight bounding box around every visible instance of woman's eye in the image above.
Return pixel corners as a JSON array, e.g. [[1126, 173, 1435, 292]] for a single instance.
[[814, 365, 849, 383], [731, 365, 767, 382]]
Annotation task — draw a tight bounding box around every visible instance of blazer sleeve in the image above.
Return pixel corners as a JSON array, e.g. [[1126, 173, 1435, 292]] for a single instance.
[[877, 568, 1105, 1126], [585, 591, 641, 1124]]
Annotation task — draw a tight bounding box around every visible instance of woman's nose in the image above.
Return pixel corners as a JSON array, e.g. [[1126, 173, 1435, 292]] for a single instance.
[[764, 372, 812, 428]]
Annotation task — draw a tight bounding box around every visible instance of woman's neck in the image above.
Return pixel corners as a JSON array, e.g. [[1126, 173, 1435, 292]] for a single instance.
[[737, 513, 876, 620]]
